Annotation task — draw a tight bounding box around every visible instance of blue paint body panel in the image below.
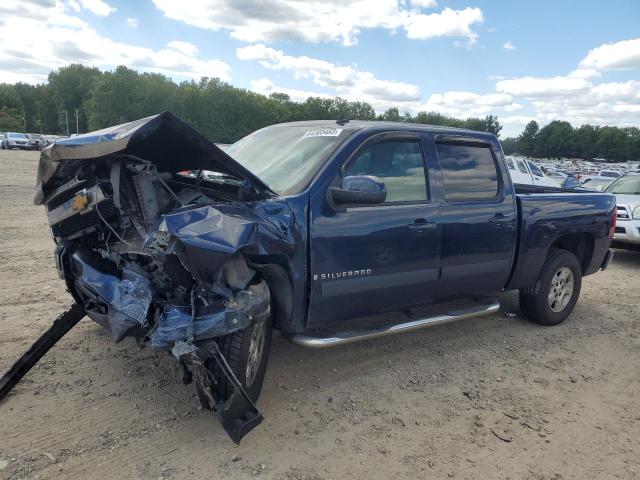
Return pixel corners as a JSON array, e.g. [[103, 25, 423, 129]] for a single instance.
[[286, 122, 614, 330]]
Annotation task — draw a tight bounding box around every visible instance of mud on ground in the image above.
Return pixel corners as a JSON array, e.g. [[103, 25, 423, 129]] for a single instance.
[[0, 149, 639, 480]]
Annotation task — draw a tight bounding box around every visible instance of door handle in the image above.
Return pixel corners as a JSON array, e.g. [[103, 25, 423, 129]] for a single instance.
[[409, 219, 436, 231], [488, 213, 511, 224]]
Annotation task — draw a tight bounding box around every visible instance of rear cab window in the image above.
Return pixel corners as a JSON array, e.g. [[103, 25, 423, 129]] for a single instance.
[[435, 142, 500, 202]]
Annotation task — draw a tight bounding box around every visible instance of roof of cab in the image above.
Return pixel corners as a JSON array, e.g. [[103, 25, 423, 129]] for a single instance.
[[266, 119, 498, 141]]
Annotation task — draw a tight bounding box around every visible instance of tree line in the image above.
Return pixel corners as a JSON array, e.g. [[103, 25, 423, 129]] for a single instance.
[[1, 64, 637, 161], [501, 120, 640, 162], [0, 64, 501, 144]]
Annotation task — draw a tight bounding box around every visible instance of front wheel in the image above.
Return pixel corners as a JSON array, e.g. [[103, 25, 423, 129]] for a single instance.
[[519, 248, 582, 326], [197, 312, 273, 409]]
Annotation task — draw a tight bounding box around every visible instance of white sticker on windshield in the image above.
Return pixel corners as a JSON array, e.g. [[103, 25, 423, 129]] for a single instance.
[[302, 128, 343, 138]]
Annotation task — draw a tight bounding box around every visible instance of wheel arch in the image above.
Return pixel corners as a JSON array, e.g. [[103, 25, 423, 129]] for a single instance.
[[247, 255, 295, 334], [550, 233, 595, 275]]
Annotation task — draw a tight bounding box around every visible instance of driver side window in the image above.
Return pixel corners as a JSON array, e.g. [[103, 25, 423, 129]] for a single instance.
[[344, 139, 428, 203]]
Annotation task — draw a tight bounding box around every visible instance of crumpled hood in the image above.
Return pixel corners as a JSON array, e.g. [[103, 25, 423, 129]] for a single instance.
[[34, 111, 274, 204]]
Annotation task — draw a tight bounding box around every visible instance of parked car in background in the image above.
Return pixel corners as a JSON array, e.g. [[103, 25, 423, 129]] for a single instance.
[[580, 176, 614, 191], [1, 132, 30, 150], [561, 177, 582, 189], [505, 156, 560, 187], [598, 170, 622, 179], [26, 133, 45, 151], [605, 174, 640, 251]]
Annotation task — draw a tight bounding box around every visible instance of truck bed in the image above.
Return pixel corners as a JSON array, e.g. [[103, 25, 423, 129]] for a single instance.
[[514, 183, 589, 195], [506, 188, 616, 291]]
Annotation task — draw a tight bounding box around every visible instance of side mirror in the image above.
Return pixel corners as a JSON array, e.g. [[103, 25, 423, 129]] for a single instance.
[[330, 175, 387, 206]]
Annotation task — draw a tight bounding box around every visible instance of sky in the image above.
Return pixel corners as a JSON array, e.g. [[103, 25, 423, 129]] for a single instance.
[[1, 0, 639, 137]]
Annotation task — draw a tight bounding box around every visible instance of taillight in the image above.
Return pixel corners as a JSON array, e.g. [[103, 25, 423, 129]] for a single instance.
[[609, 208, 616, 239]]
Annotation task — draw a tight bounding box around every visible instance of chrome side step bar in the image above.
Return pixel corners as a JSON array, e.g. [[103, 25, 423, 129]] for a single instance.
[[288, 301, 500, 348]]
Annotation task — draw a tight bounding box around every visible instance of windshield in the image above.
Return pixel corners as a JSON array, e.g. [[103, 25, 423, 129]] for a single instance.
[[8, 133, 27, 139], [605, 175, 640, 195], [225, 125, 354, 195]]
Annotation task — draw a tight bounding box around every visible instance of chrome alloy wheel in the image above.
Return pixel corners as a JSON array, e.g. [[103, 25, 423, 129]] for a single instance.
[[548, 267, 575, 312], [245, 320, 266, 387]]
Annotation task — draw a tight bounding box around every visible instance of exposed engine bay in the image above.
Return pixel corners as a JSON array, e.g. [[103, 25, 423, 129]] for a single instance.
[[21, 112, 297, 442], [48, 157, 271, 347]]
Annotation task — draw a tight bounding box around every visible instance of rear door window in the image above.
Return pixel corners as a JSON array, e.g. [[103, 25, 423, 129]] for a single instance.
[[436, 143, 500, 202]]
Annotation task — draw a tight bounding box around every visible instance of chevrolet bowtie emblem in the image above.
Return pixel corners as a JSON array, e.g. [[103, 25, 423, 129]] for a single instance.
[[71, 192, 90, 211]]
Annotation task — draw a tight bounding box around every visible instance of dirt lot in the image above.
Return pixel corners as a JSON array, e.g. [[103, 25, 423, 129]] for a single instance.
[[0, 149, 639, 480]]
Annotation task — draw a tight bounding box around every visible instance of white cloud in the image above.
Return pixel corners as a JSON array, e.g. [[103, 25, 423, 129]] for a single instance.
[[590, 80, 640, 102], [495, 76, 590, 97], [0, 1, 230, 83], [490, 38, 640, 134], [237, 44, 420, 109], [404, 7, 484, 43], [421, 90, 520, 118], [502, 41, 515, 50], [153, 0, 484, 46], [126, 17, 139, 27], [410, 0, 438, 7], [166, 40, 199, 57], [579, 38, 640, 71], [246, 36, 640, 137], [79, 0, 116, 16]]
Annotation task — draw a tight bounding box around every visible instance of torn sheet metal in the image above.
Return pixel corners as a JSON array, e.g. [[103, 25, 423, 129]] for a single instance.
[[162, 202, 295, 282], [71, 249, 152, 342], [34, 111, 274, 205], [32, 111, 303, 443], [151, 280, 271, 348], [192, 344, 263, 444]]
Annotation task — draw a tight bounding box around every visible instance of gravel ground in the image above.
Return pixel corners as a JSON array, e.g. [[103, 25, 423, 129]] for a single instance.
[[0, 149, 639, 480]]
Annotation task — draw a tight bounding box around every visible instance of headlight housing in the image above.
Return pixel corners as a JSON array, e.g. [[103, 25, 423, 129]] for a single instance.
[[633, 205, 640, 219]]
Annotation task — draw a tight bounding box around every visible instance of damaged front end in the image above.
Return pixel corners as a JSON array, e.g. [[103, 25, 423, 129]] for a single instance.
[[29, 112, 296, 442]]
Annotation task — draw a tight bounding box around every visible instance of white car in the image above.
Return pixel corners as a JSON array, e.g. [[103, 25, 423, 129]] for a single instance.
[[606, 174, 640, 251], [1, 132, 31, 150], [505, 157, 560, 187], [580, 176, 614, 191], [598, 170, 622, 179]]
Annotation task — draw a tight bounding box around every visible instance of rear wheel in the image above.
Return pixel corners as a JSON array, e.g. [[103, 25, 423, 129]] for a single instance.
[[519, 248, 582, 326]]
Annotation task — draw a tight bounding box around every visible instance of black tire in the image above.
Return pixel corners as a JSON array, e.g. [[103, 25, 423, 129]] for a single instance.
[[196, 305, 273, 409], [519, 248, 582, 326], [216, 313, 273, 402]]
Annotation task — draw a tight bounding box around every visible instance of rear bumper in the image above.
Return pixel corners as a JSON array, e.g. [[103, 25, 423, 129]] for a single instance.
[[600, 249, 614, 271]]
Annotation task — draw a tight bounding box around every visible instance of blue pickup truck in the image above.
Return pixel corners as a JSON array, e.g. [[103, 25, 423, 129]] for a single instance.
[[1, 112, 615, 442]]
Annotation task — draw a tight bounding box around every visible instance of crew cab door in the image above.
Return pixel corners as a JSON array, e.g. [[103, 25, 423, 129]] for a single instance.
[[431, 137, 517, 298], [307, 132, 441, 327]]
